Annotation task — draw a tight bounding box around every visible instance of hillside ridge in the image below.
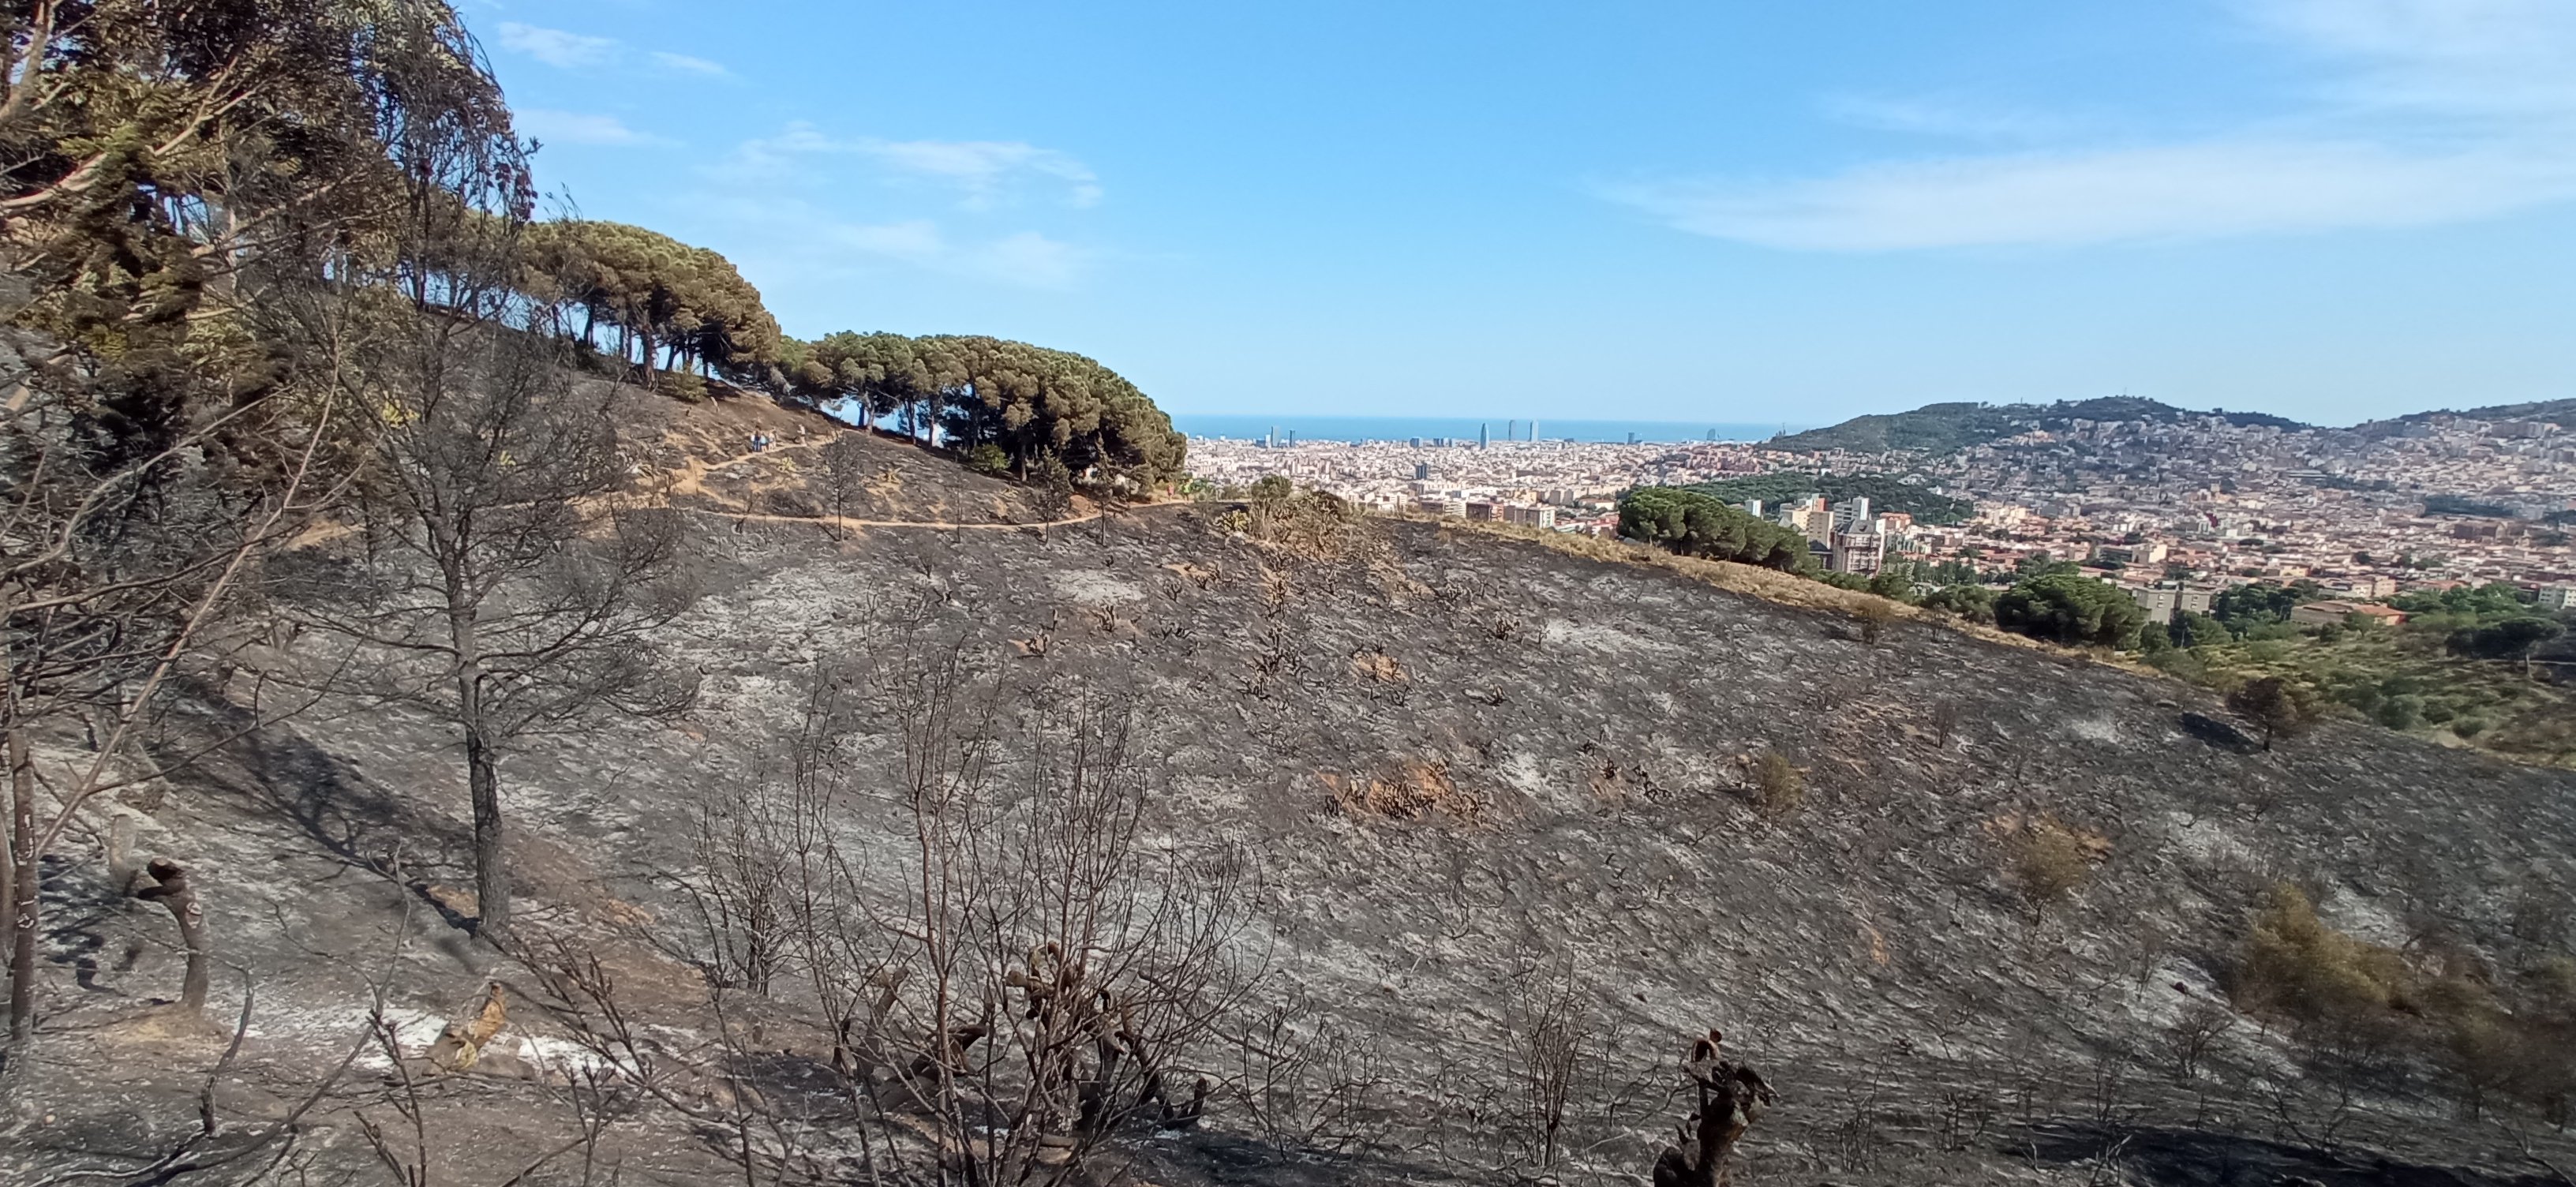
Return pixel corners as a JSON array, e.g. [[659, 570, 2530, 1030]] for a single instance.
[[1769, 397, 2308, 453]]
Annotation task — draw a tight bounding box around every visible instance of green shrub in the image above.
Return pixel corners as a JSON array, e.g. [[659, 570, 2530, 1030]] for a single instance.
[[1919, 583, 1995, 623], [965, 443, 1011, 475], [1994, 573, 2144, 648], [2226, 676, 2318, 751], [1750, 751, 1803, 818], [1617, 487, 1814, 573], [2002, 816, 2096, 919], [2144, 647, 2207, 681], [2235, 884, 2407, 1024]]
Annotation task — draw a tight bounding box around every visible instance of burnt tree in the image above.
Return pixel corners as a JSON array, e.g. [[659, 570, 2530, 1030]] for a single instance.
[[1652, 1029, 1774, 1187]]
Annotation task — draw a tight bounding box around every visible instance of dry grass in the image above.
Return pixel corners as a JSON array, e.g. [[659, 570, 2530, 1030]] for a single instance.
[[1324, 760, 1485, 823], [1853, 599, 1899, 645], [1349, 647, 1408, 684], [1413, 515, 2077, 659]]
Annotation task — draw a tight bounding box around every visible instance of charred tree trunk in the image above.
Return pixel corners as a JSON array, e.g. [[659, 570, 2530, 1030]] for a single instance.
[[447, 599, 508, 942], [462, 697, 507, 941], [136, 859, 208, 1015], [6, 725, 35, 1046]]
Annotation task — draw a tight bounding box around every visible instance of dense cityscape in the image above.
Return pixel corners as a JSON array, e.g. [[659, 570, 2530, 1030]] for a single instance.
[[1188, 408, 2576, 614]]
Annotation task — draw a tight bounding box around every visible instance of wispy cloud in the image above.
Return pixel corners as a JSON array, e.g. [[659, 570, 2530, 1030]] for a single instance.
[[492, 22, 731, 79], [497, 22, 617, 69], [1819, 93, 2082, 143], [1607, 0, 2576, 251], [856, 140, 1104, 208], [732, 125, 1103, 208], [1604, 140, 2576, 250], [728, 203, 1092, 290], [699, 126, 1106, 290], [651, 51, 732, 78], [516, 108, 673, 148]]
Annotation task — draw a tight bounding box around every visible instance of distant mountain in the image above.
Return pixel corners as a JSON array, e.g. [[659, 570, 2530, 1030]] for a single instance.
[[1766, 397, 2307, 454]]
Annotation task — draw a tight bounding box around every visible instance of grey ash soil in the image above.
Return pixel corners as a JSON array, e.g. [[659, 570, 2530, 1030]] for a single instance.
[[8, 405, 2574, 1185]]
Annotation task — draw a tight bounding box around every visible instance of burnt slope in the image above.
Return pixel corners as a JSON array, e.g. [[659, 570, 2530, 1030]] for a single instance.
[[9, 405, 2573, 1185]]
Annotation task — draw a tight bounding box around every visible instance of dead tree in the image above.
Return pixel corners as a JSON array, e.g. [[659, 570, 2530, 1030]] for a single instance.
[[2, 0, 522, 1058], [850, 651, 1256, 1183], [818, 432, 874, 537], [295, 285, 698, 942], [1651, 1030, 1774, 1187]]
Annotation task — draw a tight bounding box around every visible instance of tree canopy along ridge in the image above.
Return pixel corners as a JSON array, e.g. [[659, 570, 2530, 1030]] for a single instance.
[[1769, 396, 2307, 454], [522, 219, 783, 385], [775, 330, 1187, 490]]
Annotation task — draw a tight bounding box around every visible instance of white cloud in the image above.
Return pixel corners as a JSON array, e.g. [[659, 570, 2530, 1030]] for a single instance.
[[729, 125, 1103, 208], [1609, 0, 2576, 251], [701, 125, 1106, 290], [515, 108, 672, 148], [651, 51, 732, 78], [493, 24, 730, 80], [496, 22, 617, 69], [856, 140, 1104, 208], [706, 194, 1095, 290], [2247, 0, 2576, 117], [812, 220, 1087, 288], [1605, 140, 2576, 251]]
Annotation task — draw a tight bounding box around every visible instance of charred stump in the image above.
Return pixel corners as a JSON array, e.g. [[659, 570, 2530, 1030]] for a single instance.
[[1651, 1029, 1774, 1187]]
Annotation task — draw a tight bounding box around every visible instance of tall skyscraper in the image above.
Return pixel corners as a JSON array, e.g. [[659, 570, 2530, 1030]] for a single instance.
[[1530, 420, 1539, 441], [1479, 423, 1489, 449], [1506, 420, 1516, 442]]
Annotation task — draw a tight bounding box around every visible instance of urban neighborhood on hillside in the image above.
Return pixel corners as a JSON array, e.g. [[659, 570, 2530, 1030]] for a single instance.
[[1187, 409, 2576, 617]]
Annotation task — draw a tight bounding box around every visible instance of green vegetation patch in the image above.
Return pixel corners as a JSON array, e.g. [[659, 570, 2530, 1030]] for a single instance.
[[1616, 487, 1814, 572], [1672, 473, 1974, 526]]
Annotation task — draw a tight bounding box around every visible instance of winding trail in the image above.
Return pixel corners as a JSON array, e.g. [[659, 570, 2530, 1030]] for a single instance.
[[680, 504, 1118, 532]]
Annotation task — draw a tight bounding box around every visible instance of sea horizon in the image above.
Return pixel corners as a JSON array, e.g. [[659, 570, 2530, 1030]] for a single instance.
[[1172, 413, 1803, 444]]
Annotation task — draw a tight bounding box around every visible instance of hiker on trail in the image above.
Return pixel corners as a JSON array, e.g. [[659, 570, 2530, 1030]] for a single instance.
[[751, 432, 769, 453]]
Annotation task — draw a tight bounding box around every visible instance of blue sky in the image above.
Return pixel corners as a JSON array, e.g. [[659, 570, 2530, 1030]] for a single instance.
[[466, 1, 2576, 426]]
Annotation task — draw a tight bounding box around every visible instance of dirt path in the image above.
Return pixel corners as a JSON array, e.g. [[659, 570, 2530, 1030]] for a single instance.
[[681, 503, 1116, 531]]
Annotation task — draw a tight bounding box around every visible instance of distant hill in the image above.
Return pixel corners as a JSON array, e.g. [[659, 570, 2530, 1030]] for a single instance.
[[2390, 397, 2576, 427], [1767, 397, 2306, 454]]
